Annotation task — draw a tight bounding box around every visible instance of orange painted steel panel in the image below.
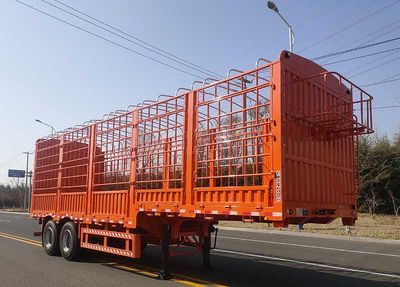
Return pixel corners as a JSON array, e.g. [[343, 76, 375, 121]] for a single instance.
[[31, 51, 373, 228]]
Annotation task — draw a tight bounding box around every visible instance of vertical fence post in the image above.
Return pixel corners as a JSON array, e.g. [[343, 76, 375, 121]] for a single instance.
[[184, 91, 197, 206], [56, 135, 64, 214], [86, 124, 96, 216], [128, 110, 139, 219]]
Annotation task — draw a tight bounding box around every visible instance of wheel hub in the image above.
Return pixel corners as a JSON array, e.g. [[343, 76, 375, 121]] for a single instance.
[[62, 229, 72, 254]]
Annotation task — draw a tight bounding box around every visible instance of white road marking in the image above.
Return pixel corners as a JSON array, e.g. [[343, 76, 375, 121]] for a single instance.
[[215, 249, 400, 279], [0, 219, 11, 222], [0, 211, 29, 216], [219, 236, 400, 258]]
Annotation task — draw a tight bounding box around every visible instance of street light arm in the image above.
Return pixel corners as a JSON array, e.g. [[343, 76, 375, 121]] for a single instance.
[[267, 1, 295, 52], [41, 122, 56, 134], [276, 11, 291, 29], [35, 119, 56, 135]]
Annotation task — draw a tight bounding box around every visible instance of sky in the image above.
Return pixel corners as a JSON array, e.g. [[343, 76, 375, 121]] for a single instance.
[[0, 0, 399, 184]]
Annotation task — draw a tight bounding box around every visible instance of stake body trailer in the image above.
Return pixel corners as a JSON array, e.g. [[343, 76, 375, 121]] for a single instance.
[[31, 52, 373, 277]]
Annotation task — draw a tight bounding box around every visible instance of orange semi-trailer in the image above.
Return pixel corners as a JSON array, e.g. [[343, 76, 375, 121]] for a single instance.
[[30, 51, 373, 279]]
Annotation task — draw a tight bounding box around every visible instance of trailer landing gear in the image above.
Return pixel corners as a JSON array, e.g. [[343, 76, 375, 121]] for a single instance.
[[159, 224, 171, 280], [201, 234, 213, 271]]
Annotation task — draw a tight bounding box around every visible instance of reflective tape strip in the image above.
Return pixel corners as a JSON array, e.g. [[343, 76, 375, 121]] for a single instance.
[[194, 210, 201, 214], [273, 212, 283, 217], [251, 212, 260, 216], [82, 228, 134, 239], [211, 210, 219, 214], [81, 243, 133, 257], [179, 209, 186, 213], [229, 211, 238, 215]]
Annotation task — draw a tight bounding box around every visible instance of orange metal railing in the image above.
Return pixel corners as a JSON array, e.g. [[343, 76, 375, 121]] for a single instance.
[[288, 71, 373, 137], [31, 53, 374, 223]]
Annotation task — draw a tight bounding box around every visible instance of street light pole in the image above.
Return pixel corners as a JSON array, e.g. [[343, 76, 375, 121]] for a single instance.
[[22, 151, 33, 211], [35, 119, 56, 135], [28, 171, 33, 211], [267, 1, 295, 52]]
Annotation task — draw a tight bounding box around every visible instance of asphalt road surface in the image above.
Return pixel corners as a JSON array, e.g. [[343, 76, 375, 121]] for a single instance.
[[0, 211, 399, 287]]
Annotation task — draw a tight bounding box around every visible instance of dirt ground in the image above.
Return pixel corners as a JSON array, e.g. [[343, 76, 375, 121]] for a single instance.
[[219, 213, 400, 240]]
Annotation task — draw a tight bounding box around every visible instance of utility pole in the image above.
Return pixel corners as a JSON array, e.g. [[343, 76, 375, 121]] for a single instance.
[[23, 151, 33, 211], [28, 171, 33, 211]]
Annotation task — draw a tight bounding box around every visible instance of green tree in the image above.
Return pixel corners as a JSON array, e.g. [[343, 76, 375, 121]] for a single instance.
[[358, 135, 400, 215]]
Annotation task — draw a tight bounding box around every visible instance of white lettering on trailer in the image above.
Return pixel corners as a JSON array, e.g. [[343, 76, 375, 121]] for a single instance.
[[276, 171, 281, 201]]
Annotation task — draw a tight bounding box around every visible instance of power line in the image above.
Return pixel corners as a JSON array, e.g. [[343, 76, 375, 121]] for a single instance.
[[15, 0, 205, 79], [321, 46, 400, 66], [361, 73, 400, 87], [0, 153, 25, 167], [357, 22, 400, 48], [42, 0, 223, 79], [360, 72, 400, 87], [311, 36, 400, 61], [350, 53, 400, 78], [324, 20, 400, 63], [369, 72, 400, 82], [298, 2, 347, 29], [344, 48, 400, 76], [362, 78, 400, 87], [372, 105, 400, 110], [54, 0, 222, 79], [0, 154, 25, 169], [300, 0, 400, 53]]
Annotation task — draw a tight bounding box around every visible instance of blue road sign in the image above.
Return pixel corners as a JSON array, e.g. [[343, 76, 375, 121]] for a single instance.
[[8, 169, 25, 178]]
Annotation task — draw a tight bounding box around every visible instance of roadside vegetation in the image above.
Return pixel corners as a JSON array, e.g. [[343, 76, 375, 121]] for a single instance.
[[358, 133, 400, 216], [0, 184, 25, 210]]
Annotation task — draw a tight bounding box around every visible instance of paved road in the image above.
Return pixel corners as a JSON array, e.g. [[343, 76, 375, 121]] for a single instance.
[[0, 212, 399, 287]]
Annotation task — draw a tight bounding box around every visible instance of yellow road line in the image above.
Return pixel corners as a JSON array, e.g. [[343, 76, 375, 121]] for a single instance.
[[131, 263, 228, 287], [171, 273, 228, 287], [113, 264, 208, 287], [173, 279, 206, 287], [107, 262, 228, 287], [0, 231, 228, 287], [0, 231, 41, 245], [104, 262, 159, 278], [0, 232, 42, 247]]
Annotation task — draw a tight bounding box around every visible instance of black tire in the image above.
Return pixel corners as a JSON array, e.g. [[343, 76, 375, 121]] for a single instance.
[[42, 220, 60, 256], [59, 221, 81, 261]]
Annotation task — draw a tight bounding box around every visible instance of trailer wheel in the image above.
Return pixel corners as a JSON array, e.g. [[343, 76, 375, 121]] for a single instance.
[[42, 220, 60, 256], [59, 221, 80, 261]]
